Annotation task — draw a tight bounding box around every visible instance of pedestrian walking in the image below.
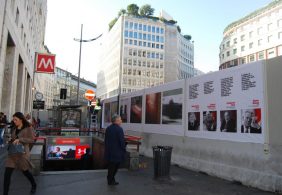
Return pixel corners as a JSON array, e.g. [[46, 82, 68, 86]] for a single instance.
[[104, 114, 126, 185], [3, 112, 37, 195]]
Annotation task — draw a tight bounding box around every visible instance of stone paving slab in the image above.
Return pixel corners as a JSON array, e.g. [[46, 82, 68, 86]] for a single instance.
[[0, 152, 275, 195]]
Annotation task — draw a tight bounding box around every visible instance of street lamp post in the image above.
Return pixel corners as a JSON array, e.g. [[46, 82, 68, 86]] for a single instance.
[[74, 24, 102, 105]]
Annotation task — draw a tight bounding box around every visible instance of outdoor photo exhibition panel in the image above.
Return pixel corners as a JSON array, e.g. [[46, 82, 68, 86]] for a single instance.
[[143, 80, 185, 136], [120, 90, 144, 132], [186, 61, 264, 143]]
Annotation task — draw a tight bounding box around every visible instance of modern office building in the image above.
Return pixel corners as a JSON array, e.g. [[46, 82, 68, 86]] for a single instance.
[[0, 0, 47, 118], [219, 0, 282, 69], [97, 11, 194, 99]]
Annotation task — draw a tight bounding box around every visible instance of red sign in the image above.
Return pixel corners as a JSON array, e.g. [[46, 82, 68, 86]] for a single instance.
[[35, 53, 56, 73], [75, 145, 90, 159], [84, 89, 95, 101], [56, 138, 80, 145]]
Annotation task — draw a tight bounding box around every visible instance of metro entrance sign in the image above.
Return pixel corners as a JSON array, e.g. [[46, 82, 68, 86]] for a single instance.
[[84, 89, 95, 101], [35, 53, 56, 73]]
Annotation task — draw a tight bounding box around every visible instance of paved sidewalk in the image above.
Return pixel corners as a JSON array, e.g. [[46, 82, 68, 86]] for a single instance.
[[0, 149, 275, 195]]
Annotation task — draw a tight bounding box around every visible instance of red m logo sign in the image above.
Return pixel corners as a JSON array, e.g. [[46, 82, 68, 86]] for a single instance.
[[35, 53, 56, 73]]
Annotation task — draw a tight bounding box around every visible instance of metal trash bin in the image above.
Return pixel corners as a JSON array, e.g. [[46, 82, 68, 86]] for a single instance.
[[152, 146, 172, 178]]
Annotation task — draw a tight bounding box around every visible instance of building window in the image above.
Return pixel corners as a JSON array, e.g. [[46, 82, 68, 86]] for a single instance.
[[129, 31, 133, 38], [15, 8, 19, 26], [156, 35, 160, 42], [258, 39, 263, 46], [279, 32, 282, 39], [142, 51, 146, 57], [258, 51, 265, 60], [143, 33, 146, 40], [134, 32, 137, 38], [233, 38, 237, 44], [257, 27, 263, 35], [240, 35, 245, 41], [268, 35, 273, 43], [148, 25, 151, 32], [278, 19, 282, 27], [138, 33, 142, 39], [139, 24, 142, 30], [138, 41, 142, 46], [249, 31, 253, 38], [241, 57, 246, 64], [134, 40, 137, 45], [249, 42, 253, 49], [241, 46, 245, 52], [268, 23, 273, 31], [124, 30, 128, 37], [152, 35, 155, 41], [233, 48, 237, 54], [222, 54, 224, 59], [160, 28, 164, 34], [133, 59, 137, 66], [226, 51, 230, 57], [226, 41, 230, 47], [129, 22, 133, 29], [156, 27, 159, 33], [222, 44, 225, 50], [143, 42, 146, 47], [134, 23, 138, 30], [143, 24, 147, 31], [152, 26, 155, 33], [128, 59, 132, 65], [125, 21, 128, 28], [133, 50, 137, 56], [249, 54, 255, 62], [147, 34, 151, 41], [160, 45, 164, 49]]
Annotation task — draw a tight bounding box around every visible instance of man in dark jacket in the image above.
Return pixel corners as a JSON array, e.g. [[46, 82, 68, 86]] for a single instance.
[[104, 114, 126, 185]]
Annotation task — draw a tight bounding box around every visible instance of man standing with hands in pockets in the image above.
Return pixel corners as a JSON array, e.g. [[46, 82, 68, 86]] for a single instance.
[[104, 114, 126, 186]]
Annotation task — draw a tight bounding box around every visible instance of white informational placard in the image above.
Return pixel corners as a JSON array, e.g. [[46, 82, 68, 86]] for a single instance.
[[186, 61, 264, 143]]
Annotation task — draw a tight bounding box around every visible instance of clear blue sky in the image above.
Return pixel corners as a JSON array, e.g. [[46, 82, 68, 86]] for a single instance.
[[45, 0, 273, 83]]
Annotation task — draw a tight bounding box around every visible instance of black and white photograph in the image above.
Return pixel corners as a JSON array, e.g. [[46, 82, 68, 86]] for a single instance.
[[203, 111, 217, 131], [220, 110, 237, 133], [188, 112, 200, 131], [241, 109, 262, 134]]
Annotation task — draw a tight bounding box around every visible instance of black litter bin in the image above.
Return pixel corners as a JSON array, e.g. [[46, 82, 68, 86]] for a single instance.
[[152, 146, 173, 178]]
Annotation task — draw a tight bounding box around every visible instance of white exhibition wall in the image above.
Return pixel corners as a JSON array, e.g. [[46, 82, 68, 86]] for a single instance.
[[102, 61, 265, 143]]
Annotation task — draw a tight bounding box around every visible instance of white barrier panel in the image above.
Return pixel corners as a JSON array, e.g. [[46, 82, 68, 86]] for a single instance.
[[186, 61, 264, 143], [102, 61, 265, 143]]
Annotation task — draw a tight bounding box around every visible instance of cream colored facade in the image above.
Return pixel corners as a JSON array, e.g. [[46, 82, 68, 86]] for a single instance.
[[0, 0, 48, 118], [219, 0, 282, 69], [97, 14, 194, 99]]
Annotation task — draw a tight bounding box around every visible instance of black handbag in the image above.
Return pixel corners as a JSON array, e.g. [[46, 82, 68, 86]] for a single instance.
[[7, 143, 25, 154]]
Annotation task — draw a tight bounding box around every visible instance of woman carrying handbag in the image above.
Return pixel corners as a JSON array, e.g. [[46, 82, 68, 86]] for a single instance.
[[3, 112, 37, 195]]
